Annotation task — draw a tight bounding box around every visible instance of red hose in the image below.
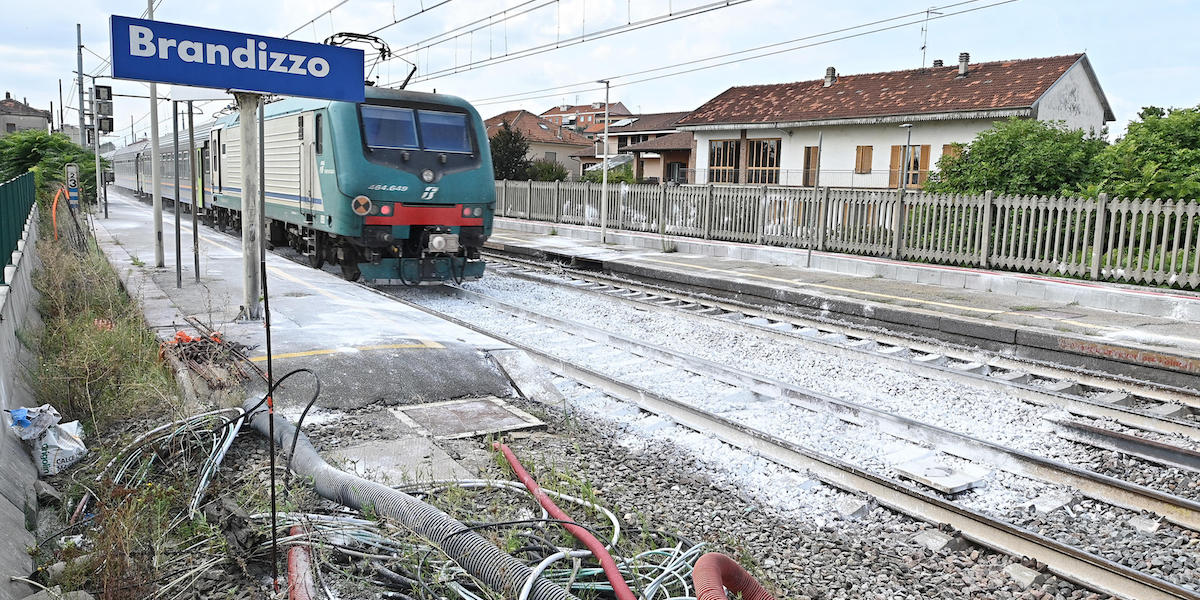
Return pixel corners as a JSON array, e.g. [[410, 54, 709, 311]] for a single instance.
[[693, 553, 776, 600], [287, 525, 316, 600], [493, 442, 636, 600]]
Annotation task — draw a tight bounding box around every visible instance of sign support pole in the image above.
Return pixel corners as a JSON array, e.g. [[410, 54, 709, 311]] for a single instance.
[[173, 102, 182, 288], [235, 92, 262, 320], [146, 2, 164, 267], [93, 90, 104, 217], [188, 100, 199, 283]]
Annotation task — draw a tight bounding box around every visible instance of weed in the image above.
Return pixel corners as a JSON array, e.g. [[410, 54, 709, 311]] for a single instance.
[[1008, 305, 1041, 312], [129, 254, 144, 267]]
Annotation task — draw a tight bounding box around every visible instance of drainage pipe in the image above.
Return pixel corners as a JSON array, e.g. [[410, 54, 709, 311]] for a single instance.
[[243, 402, 575, 600], [692, 553, 776, 600], [493, 442, 637, 600]]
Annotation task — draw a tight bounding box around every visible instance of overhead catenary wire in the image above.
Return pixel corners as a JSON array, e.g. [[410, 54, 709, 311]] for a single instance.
[[381, 0, 758, 87], [466, 0, 1020, 107]]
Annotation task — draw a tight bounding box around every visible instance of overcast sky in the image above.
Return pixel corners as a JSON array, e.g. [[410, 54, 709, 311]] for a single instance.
[[4, 0, 1198, 148]]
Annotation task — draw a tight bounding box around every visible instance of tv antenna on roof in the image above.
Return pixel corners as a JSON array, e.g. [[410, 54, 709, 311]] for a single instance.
[[920, 7, 943, 69]]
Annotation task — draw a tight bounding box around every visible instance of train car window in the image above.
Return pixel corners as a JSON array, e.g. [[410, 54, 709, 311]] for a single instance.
[[417, 110, 472, 153], [298, 115, 304, 140], [315, 114, 323, 154], [361, 105, 418, 150]]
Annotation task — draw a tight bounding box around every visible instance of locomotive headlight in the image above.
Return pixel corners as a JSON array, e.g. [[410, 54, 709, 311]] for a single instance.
[[430, 236, 447, 252], [473, 207, 483, 217], [351, 195, 372, 216], [421, 169, 435, 183]]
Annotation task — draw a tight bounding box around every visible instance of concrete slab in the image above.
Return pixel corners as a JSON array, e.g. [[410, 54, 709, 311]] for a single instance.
[[911, 529, 968, 553], [892, 455, 988, 494], [834, 496, 871, 520], [1029, 491, 1075, 515], [1127, 514, 1161, 534], [1096, 391, 1135, 407], [329, 438, 470, 484], [1004, 564, 1048, 589], [390, 397, 544, 440], [1147, 403, 1191, 419]]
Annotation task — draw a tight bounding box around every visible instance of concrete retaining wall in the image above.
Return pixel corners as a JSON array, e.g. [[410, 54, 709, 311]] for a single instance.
[[0, 206, 42, 600]]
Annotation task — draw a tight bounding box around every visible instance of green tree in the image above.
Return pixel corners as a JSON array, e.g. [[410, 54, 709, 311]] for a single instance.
[[582, 163, 635, 184], [489, 122, 531, 180], [527, 158, 569, 182], [1092, 105, 1200, 200], [0, 129, 103, 201], [925, 117, 1106, 196]]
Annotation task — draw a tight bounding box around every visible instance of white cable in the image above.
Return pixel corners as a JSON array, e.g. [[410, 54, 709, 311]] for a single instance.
[[519, 550, 592, 600]]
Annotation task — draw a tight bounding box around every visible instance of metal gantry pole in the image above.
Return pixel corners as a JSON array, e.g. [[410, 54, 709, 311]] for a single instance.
[[598, 79, 610, 243], [147, 0, 164, 267], [173, 101, 182, 288], [93, 85, 103, 216], [188, 100, 199, 283], [235, 92, 262, 320], [75, 25, 86, 147]]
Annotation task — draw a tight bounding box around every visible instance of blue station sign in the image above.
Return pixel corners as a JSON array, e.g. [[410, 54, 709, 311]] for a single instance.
[[110, 15, 365, 103]]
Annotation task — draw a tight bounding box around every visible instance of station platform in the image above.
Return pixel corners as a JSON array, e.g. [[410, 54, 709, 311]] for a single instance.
[[94, 189, 515, 410], [488, 218, 1200, 391]]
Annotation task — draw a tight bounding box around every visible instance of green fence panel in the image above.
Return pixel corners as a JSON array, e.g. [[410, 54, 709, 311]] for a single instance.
[[0, 172, 36, 284]]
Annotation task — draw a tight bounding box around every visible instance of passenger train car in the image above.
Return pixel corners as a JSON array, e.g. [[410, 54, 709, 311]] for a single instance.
[[110, 85, 494, 283]]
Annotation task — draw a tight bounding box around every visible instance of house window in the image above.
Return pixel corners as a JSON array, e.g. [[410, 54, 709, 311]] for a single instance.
[[708, 139, 740, 183], [889, 144, 931, 188], [854, 145, 873, 174], [747, 139, 782, 184], [5, 123, 15, 133], [802, 145, 819, 187], [544, 151, 557, 162]]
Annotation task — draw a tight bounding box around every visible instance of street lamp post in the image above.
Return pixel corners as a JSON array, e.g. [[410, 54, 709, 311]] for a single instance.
[[598, 79, 610, 243]]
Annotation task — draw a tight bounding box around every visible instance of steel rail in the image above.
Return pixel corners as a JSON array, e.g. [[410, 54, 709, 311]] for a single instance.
[[438, 284, 1200, 532], [370, 283, 1200, 600], [484, 254, 1200, 438]]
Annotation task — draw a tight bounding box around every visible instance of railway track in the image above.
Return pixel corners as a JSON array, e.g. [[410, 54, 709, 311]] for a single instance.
[[373, 279, 1200, 600], [482, 252, 1200, 448]]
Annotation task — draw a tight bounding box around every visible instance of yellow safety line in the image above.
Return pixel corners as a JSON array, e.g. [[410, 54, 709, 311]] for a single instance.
[[248, 342, 432, 362]]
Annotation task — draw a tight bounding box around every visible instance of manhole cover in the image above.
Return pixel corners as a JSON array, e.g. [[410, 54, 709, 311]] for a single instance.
[[391, 397, 544, 439]]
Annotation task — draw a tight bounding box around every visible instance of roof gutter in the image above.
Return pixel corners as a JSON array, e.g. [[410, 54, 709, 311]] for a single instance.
[[676, 108, 1031, 132]]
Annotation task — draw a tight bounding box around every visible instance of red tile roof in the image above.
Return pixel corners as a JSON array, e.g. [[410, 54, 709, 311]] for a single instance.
[[623, 131, 694, 152], [608, 112, 692, 133], [678, 54, 1109, 127], [0, 96, 50, 118], [484, 110, 591, 146]]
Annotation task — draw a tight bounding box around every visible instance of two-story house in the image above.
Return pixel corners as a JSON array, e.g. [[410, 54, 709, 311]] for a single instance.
[[0, 92, 50, 138], [570, 111, 694, 180], [484, 110, 592, 173], [675, 53, 1113, 188], [541, 102, 632, 132]]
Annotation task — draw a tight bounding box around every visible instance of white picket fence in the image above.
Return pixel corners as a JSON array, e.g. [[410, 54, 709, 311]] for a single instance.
[[494, 180, 1200, 290]]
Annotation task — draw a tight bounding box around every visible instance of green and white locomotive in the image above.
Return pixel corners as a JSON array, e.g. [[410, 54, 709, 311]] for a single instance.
[[113, 85, 494, 283]]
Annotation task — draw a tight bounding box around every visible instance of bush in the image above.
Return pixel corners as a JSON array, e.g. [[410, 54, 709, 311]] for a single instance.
[[527, 159, 569, 181], [582, 163, 635, 184], [1093, 105, 1200, 200], [0, 129, 104, 201]]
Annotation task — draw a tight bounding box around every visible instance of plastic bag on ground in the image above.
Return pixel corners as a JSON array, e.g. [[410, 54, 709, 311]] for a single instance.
[[36, 421, 87, 477], [7, 404, 61, 441]]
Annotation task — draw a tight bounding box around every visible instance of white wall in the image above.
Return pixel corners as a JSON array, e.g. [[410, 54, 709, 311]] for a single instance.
[[692, 118, 999, 188], [1035, 62, 1108, 135], [527, 141, 585, 171]]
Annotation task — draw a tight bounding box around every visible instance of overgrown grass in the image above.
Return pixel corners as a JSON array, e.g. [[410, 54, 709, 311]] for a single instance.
[[30, 223, 176, 433]]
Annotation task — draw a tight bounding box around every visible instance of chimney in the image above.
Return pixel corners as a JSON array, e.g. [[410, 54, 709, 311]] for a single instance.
[[4, 92, 10, 100], [957, 52, 970, 78], [932, 59, 943, 67], [823, 67, 837, 87]]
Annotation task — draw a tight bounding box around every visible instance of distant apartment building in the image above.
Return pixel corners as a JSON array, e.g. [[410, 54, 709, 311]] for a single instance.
[[572, 112, 694, 182], [0, 92, 50, 138], [676, 53, 1113, 188], [540, 102, 632, 132]]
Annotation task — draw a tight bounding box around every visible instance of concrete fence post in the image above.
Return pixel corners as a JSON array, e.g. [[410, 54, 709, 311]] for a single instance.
[[703, 184, 714, 240], [1090, 193, 1109, 280], [891, 186, 906, 259], [816, 186, 829, 252], [500, 180, 508, 217], [756, 186, 768, 245], [554, 180, 562, 223], [981, 190, 994, 267], [658, 184, 667, 235], [526, 179, 533, 219]]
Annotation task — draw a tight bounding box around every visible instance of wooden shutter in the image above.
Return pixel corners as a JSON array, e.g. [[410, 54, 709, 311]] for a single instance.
[[941, 144, 961, 160], [918, 144, 931, 185], [855, 145, 873, 174], [888, 145, 901, 187]]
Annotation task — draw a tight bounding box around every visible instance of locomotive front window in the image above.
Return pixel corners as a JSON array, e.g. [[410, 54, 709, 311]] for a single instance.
[[362, 105, 419, 150], [417, 110, 472, 153]]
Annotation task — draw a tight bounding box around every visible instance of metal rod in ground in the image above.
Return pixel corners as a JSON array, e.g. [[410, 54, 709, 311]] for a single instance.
[[173, 100, 182, 288], [188, 100, 198, 283]]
